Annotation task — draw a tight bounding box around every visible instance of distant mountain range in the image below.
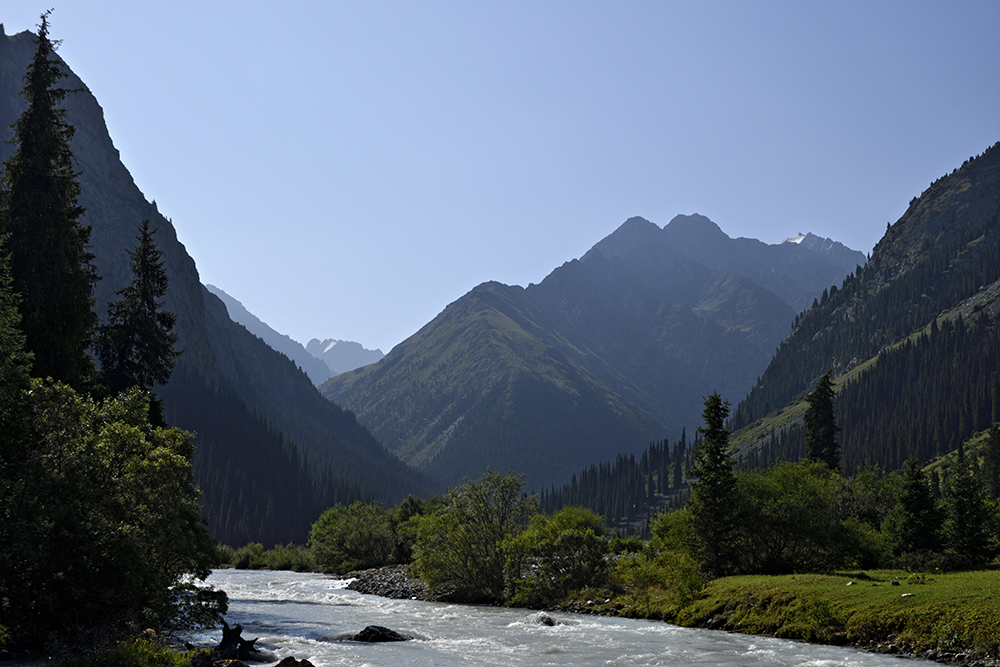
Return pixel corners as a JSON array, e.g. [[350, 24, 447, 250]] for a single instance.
[[204, 285, 384, 385], [306, 338, 384, 376], [0, 27, 431, 546], [321, 214, 865, 489]]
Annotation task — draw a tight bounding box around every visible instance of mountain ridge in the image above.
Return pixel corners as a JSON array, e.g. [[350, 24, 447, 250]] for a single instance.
[[323, 213, 864, 488]]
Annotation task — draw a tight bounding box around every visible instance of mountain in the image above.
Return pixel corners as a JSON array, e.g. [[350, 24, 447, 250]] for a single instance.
[[306, 338, 384, 376], [322, 214, 863, 489], [733, 141, 1000, 473], [651, 214, 867, 313], [0, 27, 432, 545], [205, 284, 335, 385]]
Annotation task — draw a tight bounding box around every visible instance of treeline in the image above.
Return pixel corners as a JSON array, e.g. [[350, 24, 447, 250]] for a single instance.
[[538, 435, 691, 533], [735, 142, 1000, 431]]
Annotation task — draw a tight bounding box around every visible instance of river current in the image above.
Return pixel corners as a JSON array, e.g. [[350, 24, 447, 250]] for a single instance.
[[188, 570, 921, 666]]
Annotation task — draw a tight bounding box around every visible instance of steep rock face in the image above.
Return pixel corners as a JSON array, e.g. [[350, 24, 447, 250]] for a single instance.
[[205, 284, 334, 385], [324, 213, 857, 489], [0, 29, 430, 544]]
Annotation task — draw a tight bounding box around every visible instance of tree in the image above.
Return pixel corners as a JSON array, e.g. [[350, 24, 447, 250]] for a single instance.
[[0, 234, 31, 439], [980, 423, 1000, 500], [0, 12, 99, 389], [943, 458, 993, 566], [95, 220, 179, 421], [687, 392, 738, 577], [309, 501, 397, 573], [0, 382, 222, 646], [804, 370, 841, 470], [506, 506, 609, 607], [413, 468, 535, 603], [883, 457, 941, 561]]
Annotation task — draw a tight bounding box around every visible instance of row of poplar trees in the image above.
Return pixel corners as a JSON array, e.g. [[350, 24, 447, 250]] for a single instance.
[[0, 13, 221, 650]]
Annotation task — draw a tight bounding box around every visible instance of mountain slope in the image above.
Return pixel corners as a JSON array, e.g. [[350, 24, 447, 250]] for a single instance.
[[0, 28, 431, 545], [205, 283, 334, 385], [733, 141, 1000, 472], [323, 214, 859, 489]]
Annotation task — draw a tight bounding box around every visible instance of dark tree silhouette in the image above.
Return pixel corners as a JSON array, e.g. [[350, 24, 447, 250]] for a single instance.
[[96, 220, 179, 422], [805, 369, 841, 470], [688, 392, 737, 576], [0, 11, 99, 389]]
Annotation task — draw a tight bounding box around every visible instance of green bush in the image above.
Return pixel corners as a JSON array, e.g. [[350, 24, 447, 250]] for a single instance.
[[309, 501, 396, 573], [231, 543, 267, 569], [54, 639, 187, 667], [507, 507, 609, 607], [613, 550, 705, 613], [413, 469, 535, 603], [0, 384, 221, 646], [265, 543, 314, 571]]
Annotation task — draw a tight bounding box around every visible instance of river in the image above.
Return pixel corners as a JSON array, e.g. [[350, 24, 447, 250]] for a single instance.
[[187, 570, 922, 666]]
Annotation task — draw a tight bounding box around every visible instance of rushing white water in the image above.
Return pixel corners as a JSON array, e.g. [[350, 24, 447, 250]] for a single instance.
[[187, 570, 922, 667]]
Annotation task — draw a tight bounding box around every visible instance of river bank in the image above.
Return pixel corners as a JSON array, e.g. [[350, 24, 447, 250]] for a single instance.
[[344, 565, 1000, 666]]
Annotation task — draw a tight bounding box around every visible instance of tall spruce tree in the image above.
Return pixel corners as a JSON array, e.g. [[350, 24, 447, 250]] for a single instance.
[[687, 392, 737, 577], [884, 457, 941, 558], [96, 220, 179, 423], [804, 369, 841, 470], [0, 233, 31, 447], [0, 12, 98, 389]]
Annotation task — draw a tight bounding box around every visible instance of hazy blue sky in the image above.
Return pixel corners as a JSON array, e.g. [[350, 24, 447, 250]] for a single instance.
[[4, 2, 998, 352]]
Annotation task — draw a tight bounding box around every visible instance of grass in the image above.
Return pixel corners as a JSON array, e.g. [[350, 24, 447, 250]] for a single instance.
[[610, 568, 1000, 659]]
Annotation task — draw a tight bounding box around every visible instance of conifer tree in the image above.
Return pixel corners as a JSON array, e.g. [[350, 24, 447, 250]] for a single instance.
[[96, 220, 179, 422], [0, 12, 99, 389], [0, 234, 31, 444], [687, 392, 737, 577], [804, 369, 841, 470], [884, 457, 941, 557]]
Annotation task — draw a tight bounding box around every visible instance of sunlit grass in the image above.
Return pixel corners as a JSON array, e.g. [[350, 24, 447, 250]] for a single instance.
[[666, 569, 1000, 657]]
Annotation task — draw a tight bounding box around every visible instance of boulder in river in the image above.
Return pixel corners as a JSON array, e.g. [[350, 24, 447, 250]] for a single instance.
[[335, 625, 411, 642]]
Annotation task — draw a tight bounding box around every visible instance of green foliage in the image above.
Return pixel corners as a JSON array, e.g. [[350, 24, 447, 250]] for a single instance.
[[731, 461, 859, 573], [229, 543, 267, 570], [412, 468, 535, 603], [96, 221, 179, 422], [506, 507, 609, 607], [687, 393, 738, 576], [309, 501, 397, 573], [0, 12, 99, 389], [613, 550, 705, 614], [942, 459, 995, 566], [883, 458, 942, 561], [0, 382, 222, 646], [54, 638, 188, 667]]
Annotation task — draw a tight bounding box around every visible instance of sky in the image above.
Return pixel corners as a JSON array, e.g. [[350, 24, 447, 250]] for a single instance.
[[3, 2, 999, 352]]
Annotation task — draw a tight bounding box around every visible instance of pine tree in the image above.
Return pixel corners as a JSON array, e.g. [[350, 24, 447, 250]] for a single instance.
[[687, 392, 737, 577], [0, 12, 99, 389], [95, 220, 179, 422], [805, 370, 841, 470], [885, 457, 941, 557], [0, 234, 31, 442]]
